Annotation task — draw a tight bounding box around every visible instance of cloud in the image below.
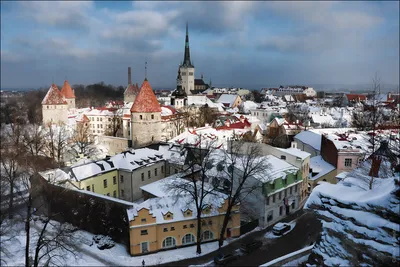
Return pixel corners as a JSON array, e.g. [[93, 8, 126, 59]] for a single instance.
[[18, 1, 94, 31]]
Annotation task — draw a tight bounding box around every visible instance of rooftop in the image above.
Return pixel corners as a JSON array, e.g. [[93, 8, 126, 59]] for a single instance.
[[130, 79, 162, 113], [42, 84, 67, 105]]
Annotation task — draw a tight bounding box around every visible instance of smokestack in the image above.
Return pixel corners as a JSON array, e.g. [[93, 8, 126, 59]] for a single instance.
[[128, 67, 132, 85]]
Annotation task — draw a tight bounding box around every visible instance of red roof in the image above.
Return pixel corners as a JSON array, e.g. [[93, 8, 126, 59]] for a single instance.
[[346, 94, 366, 101], [124, 83, 140, 96], [130, 79, 161, 113], [60, 80, 75, 99], [42, 84, 67, 105]]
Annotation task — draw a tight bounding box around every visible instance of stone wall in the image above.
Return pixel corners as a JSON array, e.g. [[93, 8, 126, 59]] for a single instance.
[[97, 135, 129, 155], [131, 112, 162, 148], [42, 104, 68, 125]]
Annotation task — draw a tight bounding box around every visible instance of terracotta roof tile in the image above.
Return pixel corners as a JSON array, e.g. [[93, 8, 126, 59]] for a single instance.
[[130, 79, 161, 113], [60, 80, 75, 99], [42, 84, 67, 105]]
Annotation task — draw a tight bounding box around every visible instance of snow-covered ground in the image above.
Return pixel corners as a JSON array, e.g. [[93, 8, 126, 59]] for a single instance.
[[264, 221, 296, 239], [1, 217, 228, 267]]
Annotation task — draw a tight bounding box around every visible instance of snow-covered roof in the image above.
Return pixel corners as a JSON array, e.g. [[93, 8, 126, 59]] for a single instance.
[[294, 131, 322, 151], [241, 101, 259, 113], [127, 189, 228, 224], [217, 94, 238, 106], [275, 147, 311, 160], [311, 113, 336, 125], [139, 175, 185, 198], [309, 156, 336, 181], [254, 155, 299, 183], [39, 168, 71, 183]]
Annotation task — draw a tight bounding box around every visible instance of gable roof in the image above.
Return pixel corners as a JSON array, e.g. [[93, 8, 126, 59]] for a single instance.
[[60, 80, 75, 99], [42, 84, 67, 105], [130, 79, 161, 113], [217, 94, 239, 107]]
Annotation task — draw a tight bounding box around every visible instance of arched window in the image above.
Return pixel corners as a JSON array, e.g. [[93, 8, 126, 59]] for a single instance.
[[162, 237, 176, 248], [202, 230, 214, 241], [181, 233, 195, 245]]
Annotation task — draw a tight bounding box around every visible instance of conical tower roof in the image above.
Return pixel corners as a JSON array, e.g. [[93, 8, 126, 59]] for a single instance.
[[130, 79, 161, 113], [60, 80, 75, 99], [124, 83, 140, 96], [42, 84, 67, 105]]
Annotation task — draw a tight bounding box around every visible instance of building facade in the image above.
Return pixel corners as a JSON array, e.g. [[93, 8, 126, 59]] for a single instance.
[[42, 84, 69, 125]]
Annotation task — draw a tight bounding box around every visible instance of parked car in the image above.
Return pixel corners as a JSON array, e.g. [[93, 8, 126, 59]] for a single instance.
[[240, 240, 263, 253], [214, 252, 240, 265], [272, 222, 291, 235]]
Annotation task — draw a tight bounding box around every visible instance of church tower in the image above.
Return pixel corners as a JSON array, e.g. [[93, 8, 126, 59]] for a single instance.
[[170, 67, 187, 109], [179, 23, 195, 95], [130, 78, 162, 148], [42, 84, 68, 125]]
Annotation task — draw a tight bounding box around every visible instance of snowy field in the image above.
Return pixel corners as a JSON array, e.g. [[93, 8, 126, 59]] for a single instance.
[[1, 217, 227, 267]]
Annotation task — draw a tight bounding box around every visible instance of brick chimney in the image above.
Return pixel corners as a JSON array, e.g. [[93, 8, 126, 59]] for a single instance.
[[128, 67, 132, 85]]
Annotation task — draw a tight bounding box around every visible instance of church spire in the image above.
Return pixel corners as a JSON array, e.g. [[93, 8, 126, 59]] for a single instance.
[[183, 22, 193, 67]]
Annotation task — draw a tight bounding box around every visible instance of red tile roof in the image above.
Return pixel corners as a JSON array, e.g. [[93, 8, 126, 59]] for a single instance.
[[346, 94, 366, 101], [130, 79, 161, 113], [60, 80, 75, 99], [42, 84, 67, 105], [124, 83, 140, 96]]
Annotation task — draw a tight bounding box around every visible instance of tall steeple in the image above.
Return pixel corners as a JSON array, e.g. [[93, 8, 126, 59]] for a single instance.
[[183, 22, 193, 67]]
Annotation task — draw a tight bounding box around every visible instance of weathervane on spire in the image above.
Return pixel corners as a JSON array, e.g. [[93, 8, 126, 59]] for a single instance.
[[145, 60, 148, 80]]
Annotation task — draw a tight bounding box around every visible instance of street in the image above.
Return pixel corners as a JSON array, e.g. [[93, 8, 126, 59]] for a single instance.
[[160, 209, 321, 267]]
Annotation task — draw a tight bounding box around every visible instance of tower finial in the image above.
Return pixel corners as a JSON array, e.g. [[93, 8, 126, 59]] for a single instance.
[[145, 60, 148, 80]]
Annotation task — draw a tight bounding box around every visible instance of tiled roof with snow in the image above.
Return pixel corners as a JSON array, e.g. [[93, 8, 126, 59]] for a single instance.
[[161, 105, 177, 116], [255, 155, 299, 183], [217, 94, 238, 106], [42, 84, 67, 105], [276, 147, 311, 160], [311, 113, 336, 125], [130, 79, 161, 113], [127, 189, 228, 224], [309, 156, 336, 181], [294, 131, 322, 151], [60, 80, 75, 99]]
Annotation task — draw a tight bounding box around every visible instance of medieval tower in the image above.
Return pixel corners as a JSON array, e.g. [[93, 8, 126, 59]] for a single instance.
[[170, 68, 188, 109], [42, 84, 68, 125], [130, 78, 162, 148], [179, 23, 195, 95], [124, 66, 140, 103], [60, 80, 76, 109]]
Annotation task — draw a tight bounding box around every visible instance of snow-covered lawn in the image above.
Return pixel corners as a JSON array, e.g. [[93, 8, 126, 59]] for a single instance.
[[264, 221, 296, 239], [1, 217, 228, 267]]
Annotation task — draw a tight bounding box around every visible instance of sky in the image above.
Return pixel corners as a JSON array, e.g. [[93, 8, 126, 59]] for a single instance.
[[1, 1, 399, 90]]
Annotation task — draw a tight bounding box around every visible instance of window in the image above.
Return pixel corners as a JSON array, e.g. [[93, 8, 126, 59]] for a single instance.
[[106, 193, 110, 196], [141, 218, 146, 223], [166, 214, 171, 218], [161, 166, 164, 173], [291, 200, 295, 209], [190, 224, 195, 228], [121, 189, 124, 197], [92, 184, 94, 191], [148, 170, 151, 179], [279, 192, 281, 200], [175, 169, 178, 174], [113, 176, 117, 185], [86, 186, 90, 191], [151, 114, 154, 119], [182, 233, 195, 245], [162, 237, 176, 248], [344, 158, 352, 167], [182, 72, 186, 76], [113, 190, 117, 197], [163, 228, 168, 232], [279, 206, 283, 215], [141, 242, 149, 253], [101, 124, 103, 128], [97, 124, 99, 128], [100, 118, 102, 122], [290, 187, 292, 194], [267, 210, 273, 222], [108, 118, 111, 122], [103, 179, 107, 188], [272, 194, 276, 203], [120, 175, 124, 183], [97, 117, 99, 121], [208, 220, 213, 225], [141, 230, 148, 236], [183, 225, 187, 229], [266, 197, 270, 205], [201, 231, 213, 241], [295, 184, 298, 193], [170, 227, 175, 231], [141, 173, 144, 181], [140, 115, 143, 120], [155, 168, 157, 176], [281, 155, 286, 160]]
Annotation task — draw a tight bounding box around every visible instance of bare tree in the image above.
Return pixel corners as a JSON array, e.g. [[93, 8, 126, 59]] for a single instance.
[[213, 141, 269, 247], [171, 112, 187, 137], [23, 124, 46, 158], [104, 110, 122, 137], [163, 136, 218, 254], [286, 103, 310, 123], [44, 123, 69, 166], [70, 121, 95, 156]]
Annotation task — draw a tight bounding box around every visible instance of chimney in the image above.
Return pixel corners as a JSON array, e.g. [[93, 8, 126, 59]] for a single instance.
[[128, 67, 132, 85], [291, 141, 297, 149]]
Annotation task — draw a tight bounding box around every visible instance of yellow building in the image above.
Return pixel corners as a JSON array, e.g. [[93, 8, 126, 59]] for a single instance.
[[127, 195, 240, 255]]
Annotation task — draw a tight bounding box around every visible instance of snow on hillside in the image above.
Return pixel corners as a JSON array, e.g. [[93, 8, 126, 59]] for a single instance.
[[304, 177, 400, 266]]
